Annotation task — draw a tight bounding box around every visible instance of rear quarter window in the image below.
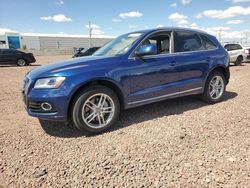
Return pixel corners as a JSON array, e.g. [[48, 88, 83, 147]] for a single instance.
[[200, 35, 217, 50], [234, 44, 243, 50]]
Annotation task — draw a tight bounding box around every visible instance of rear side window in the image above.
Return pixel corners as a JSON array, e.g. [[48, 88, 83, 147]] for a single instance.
[[200, 35, 217, 50], [3, 50, 17, 55], [233, 44, 242, 50], [225, 44, 242, 51], [174, 31, 203, 52]]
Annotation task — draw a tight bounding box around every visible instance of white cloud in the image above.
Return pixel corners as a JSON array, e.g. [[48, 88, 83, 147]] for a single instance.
[[129, 25, 137, 29], [175, 23, 247, 42], [119, 11, 143, 19], [190, 23, 198, 29], [170, 3, 177, 7], [207, 26, 231, 32], [227, 19, 244, 24], [85, 24, 100, 30], [230, 0, 250, 3], [169, 12, 189, 24], [178, 19, 189, 24], [112, 18, 122, 22], [40, 14, 72, 22], [180, 0, 191, 5], [55, 0, 64, 5], [156, 24, 165, 28], [0, 28, 18, 35], [184, 24, 247, 42], [85, 24, 104, 36], [196, 6, 250, 19], [91, 30, 105, 35]]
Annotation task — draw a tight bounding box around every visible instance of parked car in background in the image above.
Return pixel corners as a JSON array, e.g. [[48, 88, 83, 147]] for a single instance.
[[243, 47, 250, 62], [22, 28, 230, 133], [72, 47, 100, 58], [0, 49, 36, 66], [223, 43, 245, 65]]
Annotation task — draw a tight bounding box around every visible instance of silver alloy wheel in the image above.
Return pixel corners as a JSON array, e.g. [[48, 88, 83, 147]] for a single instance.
[[82, 93, 115, 129], [17, 59, 26, 66], [209, 75, 224, 100]]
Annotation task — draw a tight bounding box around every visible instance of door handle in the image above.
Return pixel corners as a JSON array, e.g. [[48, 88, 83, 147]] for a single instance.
[[170, 61, 176, 66]]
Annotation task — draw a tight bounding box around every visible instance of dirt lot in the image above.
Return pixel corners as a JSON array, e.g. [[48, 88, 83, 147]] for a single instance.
[[0, 56, 249, 187]]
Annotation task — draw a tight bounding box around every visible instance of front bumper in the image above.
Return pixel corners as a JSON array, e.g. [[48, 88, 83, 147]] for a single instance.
[[22, 77, 69, 121], [245, 55, 250, 62]]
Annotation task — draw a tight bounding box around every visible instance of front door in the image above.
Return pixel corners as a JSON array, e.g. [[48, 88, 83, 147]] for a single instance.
[[127, 31, 180, 106]]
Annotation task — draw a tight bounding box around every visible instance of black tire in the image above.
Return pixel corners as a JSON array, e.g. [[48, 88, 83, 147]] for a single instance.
[[16, 58, 27, 66], [71, 85, 120, 133], [235, 56, 243, 66], [202, 71, 226, 104]]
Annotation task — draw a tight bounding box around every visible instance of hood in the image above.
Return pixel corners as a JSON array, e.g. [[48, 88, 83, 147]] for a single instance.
[[27, 56, 121, 79]]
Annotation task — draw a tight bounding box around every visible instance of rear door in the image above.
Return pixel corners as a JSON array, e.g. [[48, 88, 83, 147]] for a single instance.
[[0, 50, 2, 63], [1, 49, 18, 64], [173, 31, 209, 93], [0, 49, 10, 63]]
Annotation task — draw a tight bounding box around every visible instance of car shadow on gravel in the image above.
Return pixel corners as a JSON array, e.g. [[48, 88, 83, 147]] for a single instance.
[[39, 91, 238, 138]]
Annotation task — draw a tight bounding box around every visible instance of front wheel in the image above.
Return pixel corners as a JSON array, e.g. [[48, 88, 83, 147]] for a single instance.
[[235, 56, 243, 66], [202, 71, 226, 104], [16, 58, 27, 66], [71, 86, 120, 133]]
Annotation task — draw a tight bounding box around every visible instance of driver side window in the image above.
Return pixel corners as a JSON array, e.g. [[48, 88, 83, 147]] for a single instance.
[[137, 32, 171, 55]]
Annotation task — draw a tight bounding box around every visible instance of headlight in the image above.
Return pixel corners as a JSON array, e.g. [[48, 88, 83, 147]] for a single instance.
[[34, 77, 66, 89], [244, 49, 250, 54]]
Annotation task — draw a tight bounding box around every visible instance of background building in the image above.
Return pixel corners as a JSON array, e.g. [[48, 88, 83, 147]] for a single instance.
[[0, 32, 113, 55]]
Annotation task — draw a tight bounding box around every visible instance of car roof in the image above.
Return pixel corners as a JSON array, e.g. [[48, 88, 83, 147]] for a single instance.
[[128, 27, 211, 36], [222, 42, 242, 46]]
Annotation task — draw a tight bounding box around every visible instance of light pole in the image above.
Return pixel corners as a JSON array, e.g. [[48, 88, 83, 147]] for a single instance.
[[88, 21, 92, 48], [218, 29, 222, 42]]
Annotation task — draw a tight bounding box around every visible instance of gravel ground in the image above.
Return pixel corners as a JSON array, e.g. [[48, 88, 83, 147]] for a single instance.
[[0, 56, 249, 187]]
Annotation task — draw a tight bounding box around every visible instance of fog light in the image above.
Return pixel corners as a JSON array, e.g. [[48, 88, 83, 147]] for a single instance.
[[41, 102, 53, 111]]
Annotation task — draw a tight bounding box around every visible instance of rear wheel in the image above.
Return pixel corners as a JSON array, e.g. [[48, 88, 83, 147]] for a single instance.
[[202, 71, 226, 104], [16, 58, 27, 66], [235, 56, 243, 66], [71, 85, 120, 133]]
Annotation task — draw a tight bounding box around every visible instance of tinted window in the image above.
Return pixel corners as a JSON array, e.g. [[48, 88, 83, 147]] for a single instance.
[[200, 35, 217, 50], [233, 44, 242, 50], [2, 49, 17, 55], [225, 44, 242, 51], [174, 31, 203, 52], [224, 44, 232, 51]]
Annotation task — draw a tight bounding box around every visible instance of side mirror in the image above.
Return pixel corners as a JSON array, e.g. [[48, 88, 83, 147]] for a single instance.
[[135, 44, 157, 57]]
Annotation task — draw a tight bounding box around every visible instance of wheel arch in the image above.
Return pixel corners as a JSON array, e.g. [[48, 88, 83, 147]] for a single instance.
[[237, 55, 243, 60], [67, 78, 125, 119], [206, 65, 230, 85]]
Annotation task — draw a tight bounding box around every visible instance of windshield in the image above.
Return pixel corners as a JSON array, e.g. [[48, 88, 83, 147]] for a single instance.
[[93, 32, 144, 56]]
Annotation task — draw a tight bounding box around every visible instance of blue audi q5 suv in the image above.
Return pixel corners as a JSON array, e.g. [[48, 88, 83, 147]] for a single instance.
[[22, 28, 230, 133]]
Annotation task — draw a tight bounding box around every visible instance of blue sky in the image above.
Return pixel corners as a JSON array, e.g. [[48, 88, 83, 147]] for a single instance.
[[0, 0, 250, 42]]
